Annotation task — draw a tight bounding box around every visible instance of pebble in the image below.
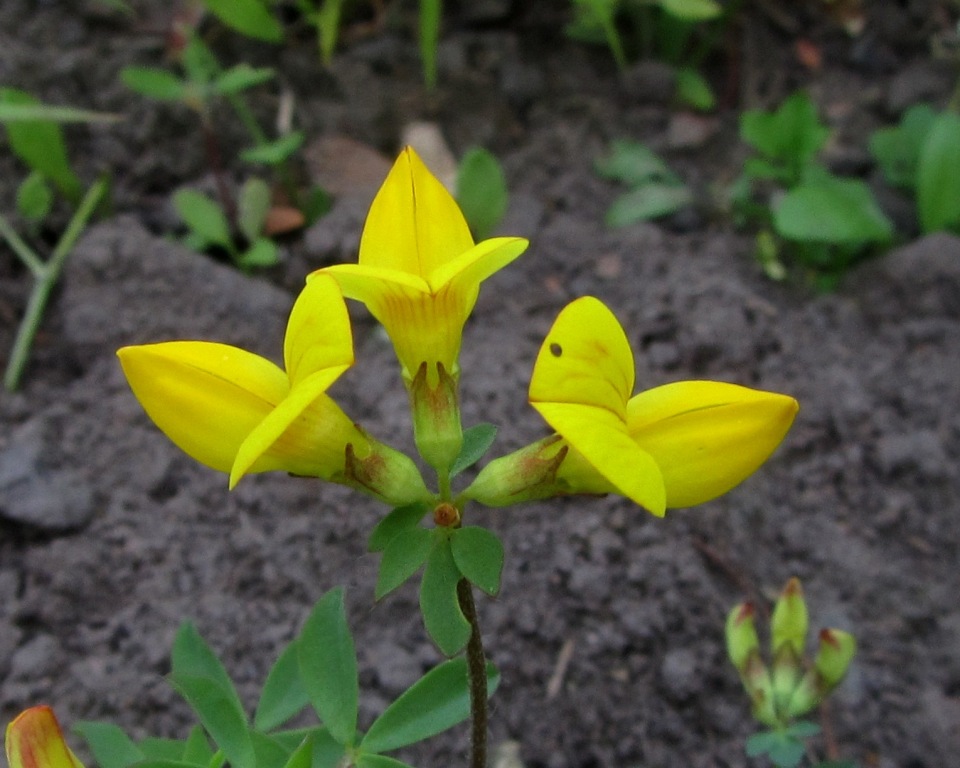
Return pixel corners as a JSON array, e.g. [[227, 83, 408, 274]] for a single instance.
[[659, 647, 699, 703], [875, 430, 949, 479], [8, 634, 61, 681]]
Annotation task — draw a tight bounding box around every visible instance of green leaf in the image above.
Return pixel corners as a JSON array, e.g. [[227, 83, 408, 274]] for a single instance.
[[675, 67, 715, 111], [450, 423, 497, 478], [773, 176, 893, 245], [241, 132, 305, 165], [298, 588, 359, 745], [238, 238, 279, 269], [171, 623, 246, 715], [741, 91, 829, 175], [255, 640, 311, 731], [368, 503, 430, 553], [281, 737, 314, 768], [271, 728, 344, 768], [595, 140, 672, 186], [238, 178, 271, 242], [360, 657, 500, 754], [606, 183, 693, 226], [916, 111, 960, 233], [126, 761, 198, 768], [315, 0, 345, 63], [138, 738, 188, 761], [201, 0, 284, 42], [251, 730, 295, 768], [767, 735, 806, 768], [215, 65, 276, 95], [419, 540, 471, 656], [171, 673, 254, 768], [182, 36, 221, 85], [745, 730, 780, 757], [120, 67, 187, 101], [73, 722, 144, 768], [376, 527, 435, 599], [0, 89, 81, 199], [869, 103, 935, 190], [0, 102, 119, 123], [16, 172, 54, 224], [784, 721, 821, 739], [658, 0, 722, 21], [180, 726, 214, 764], [450, 527, 504, 597], [456, 148, 508, 240], [419, 0, 442, 88], [173, 189, 233, 249], [356, 756, 418, 768], [300, 185, 333, 225]]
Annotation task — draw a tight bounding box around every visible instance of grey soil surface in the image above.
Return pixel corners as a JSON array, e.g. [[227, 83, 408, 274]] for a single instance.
[[2, 2, 960, 767]]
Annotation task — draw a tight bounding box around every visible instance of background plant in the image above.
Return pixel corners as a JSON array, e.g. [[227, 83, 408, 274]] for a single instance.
[[730, 90, 893, 288], [0, 93, 115, 390]]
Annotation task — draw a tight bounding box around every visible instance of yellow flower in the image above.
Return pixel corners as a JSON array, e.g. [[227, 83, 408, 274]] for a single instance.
[[5, 706, 84, 768], [117, 275, 428, 504], [465, 297, 798, 515], [530, 296, 798, 515], [311, 146, 528, 384]]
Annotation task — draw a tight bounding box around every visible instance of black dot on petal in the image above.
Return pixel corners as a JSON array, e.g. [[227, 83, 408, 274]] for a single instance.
[[550, 343, 563, 357]]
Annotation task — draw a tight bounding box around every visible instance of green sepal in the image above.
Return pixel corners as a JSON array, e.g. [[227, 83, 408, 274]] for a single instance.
[[368, 502, 430, 552], [450, 423, 498, 478], [255, 640, 311, 731], [297, 588, 359, 746], [360, 657, 500, 754], [419, 539, 471, 656], [450, 526, 504, 597], [376, 526, 436, 599]]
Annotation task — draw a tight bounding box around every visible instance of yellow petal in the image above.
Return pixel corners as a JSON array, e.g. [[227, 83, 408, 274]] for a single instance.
[[534, 402, 666, 516], [6, 707, 84, 768], [315, 265, 463, 379], [428, 236, 528, 291], [117, 342, 288, 473], [359, 146, 474, 277], [284, 274, 354, 387], [529, 296, 634, 420], [627, 381, 799, 507], [230, 371, 358, 488]]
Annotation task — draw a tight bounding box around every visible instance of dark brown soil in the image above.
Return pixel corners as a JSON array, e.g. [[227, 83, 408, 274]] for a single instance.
[[2, 2, 959, 768]]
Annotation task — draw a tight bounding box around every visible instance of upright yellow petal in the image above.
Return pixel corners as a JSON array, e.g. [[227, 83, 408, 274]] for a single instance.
[[529, 296, 634, 420], [626, 381, 799, 507], [117, 342, 288, 473], [230, 372, 359, 488], [284, 274, 354, 387], [6, 707, 84, 768], [359, 147, 474, 277]]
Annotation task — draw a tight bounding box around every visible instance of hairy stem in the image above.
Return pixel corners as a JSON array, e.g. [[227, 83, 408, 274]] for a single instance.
[[457, 579, 487, 768]]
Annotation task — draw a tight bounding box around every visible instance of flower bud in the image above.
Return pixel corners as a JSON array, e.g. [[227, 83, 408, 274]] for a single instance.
[[409, 361, 463, 474], [813, 627, 856, 688], [742, 652, 779, 728], [725, 602, 760, 673], [342, 435, 430, 506], [462, 435, 568, 507], [770, 642, 804, 720], [771, 577, 808, 657], [5, 706, 84, 768]]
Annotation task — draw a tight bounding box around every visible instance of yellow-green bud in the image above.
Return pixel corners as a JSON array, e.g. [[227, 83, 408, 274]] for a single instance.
[[342, 436, 430, 506], [770, 642, 803, 721], [813, 627, 856, 688], [409, 361, 463, 474], [461, 435, 568, 507], [771, 577, 808, 657], [742, 652, 779, 728], [725, 602, 760, 672]]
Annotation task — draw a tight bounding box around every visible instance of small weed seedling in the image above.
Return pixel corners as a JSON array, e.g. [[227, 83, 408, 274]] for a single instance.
[[727, 578, 857, 768], [870, 104, 960, 234], [455, 147, 509, 240], [731, 91, 892, 288], [0, 91, 115, 390], [567, 0, 726, 110], [174, 178, 283, 271], [595, 139, 694, 226]]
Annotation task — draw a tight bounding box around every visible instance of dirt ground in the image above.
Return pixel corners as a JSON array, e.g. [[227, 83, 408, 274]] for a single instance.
[[1, 2, 959, 767]]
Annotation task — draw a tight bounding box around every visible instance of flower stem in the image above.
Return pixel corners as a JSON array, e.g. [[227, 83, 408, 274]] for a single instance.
[[457, 578, 488, 768]]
